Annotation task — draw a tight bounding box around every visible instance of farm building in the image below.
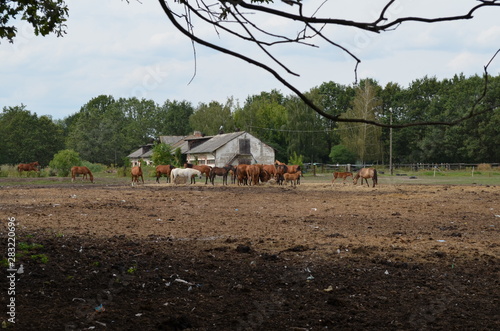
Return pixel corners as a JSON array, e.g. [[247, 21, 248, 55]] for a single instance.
[[127, 131, 275, 167], [185, 131, 275, 166], [127, 144, 154, 167]]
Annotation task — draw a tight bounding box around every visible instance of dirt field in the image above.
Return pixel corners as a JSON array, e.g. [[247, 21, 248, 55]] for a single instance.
[[1, 179, 499, 330]]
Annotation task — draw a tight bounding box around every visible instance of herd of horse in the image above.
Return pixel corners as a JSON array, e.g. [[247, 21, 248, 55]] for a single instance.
[[16, 161, 377, 188], [152, 161, 303, 187]]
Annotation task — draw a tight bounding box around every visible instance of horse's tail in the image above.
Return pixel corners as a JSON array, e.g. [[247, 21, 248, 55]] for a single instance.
[[373, 169, 378, 185]]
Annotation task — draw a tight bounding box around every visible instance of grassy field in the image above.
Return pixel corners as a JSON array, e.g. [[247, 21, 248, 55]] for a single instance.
[[1, 168, 500, 186]]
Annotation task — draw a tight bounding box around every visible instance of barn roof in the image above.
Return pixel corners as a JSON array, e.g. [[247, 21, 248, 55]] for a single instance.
[[188, 131, 246, 154], [128, 144, 153, 159], [159, 136, 186, 146]]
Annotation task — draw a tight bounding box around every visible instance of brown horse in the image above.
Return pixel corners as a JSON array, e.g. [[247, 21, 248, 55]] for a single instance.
[[331, 172, 353, 185], [131, 162, 144, 186], [235, 164, 249, 185], [209, 165, 234, 185], [185, 163, 211, 184], [262, 164, 276, 179], [284, 171, 301, 187], [18, 161, 39, 173], [275, 164, 288, 185], [156, 165, 175, 183], [71, 166, 94, 183], [353, 168, 378, 187], [246, 164, 262, 185]]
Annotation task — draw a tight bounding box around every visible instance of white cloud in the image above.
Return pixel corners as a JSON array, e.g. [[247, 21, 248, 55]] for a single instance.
[[1, 0, 500, 119]]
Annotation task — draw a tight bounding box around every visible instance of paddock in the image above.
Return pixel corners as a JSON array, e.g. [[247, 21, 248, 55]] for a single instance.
[[0, 179, 498, 330]]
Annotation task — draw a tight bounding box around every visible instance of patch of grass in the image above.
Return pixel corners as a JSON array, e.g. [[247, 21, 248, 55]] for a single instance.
[[18, 242, 44, 251], [30, 254, 49, 264], [0, 258, 9, 267]]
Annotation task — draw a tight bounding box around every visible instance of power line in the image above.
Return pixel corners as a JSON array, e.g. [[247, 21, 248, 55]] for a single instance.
[[246, 124, 369, 133]]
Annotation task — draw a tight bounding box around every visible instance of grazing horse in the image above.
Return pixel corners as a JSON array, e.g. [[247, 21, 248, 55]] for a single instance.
[[331, 172, 353, 186], [262, 164, 276, 179], [353, 168, 378, 187], [258, 168, 272, 183], [185, 163, 211, 184], [235, 164, 249, 185], [171, 168, 202, 184], [131, 163, 144, 186], [18, 161, 39, 173], [284, 171, 301, 187], [246, 164, 262, 185], [156, 165, 175, 183], [71, 166, 94, 183], [209, 165, 234, 185]]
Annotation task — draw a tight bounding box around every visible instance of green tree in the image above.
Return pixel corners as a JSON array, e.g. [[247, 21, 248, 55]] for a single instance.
[[151, 143, 175, 166], [0, 0, 68, 43], [190, 98, 236, 135], [339, 80, 383, 164], [49, 149, 81, 177], [66, 95, 154, 166], [284, 91, 329, 163], [156, 100, 194, 135], [0, 105, 64, 165], [235, 90, 287, 160], [329, 145, 357, 164]]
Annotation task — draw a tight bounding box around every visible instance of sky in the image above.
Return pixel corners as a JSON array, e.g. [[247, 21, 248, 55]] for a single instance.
[[1, 0, 499, 120]]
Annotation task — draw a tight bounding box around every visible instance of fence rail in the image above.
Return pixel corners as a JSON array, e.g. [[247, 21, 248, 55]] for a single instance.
[[303, 163, 500, 174]]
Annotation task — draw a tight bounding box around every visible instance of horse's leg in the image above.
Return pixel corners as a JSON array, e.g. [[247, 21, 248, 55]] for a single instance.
[[156, 172, 160, 184]]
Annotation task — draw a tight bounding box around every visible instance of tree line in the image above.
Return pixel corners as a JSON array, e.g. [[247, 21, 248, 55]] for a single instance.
[[1, 74, 499, 168]]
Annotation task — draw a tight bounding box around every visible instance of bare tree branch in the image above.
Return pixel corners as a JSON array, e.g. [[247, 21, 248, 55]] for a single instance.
[[158, 0, 500, 128]]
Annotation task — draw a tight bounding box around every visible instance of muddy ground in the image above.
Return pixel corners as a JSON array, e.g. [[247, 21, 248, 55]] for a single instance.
[[0, 179, 499, 330]]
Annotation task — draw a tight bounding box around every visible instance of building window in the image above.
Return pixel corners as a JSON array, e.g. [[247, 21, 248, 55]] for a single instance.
[[239, 138, 250, 154]]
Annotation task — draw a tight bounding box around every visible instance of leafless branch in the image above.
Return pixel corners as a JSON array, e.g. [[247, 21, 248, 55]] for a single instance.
[[158, 0, 500, 128]]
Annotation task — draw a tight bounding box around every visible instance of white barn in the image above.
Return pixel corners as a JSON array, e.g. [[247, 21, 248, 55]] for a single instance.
[[185, 131, 275, 167], [128, 131, 275, 167]]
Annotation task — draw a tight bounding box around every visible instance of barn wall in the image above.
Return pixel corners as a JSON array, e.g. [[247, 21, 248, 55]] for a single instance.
[[215, 132, 274, 166], [186, 153, 215, 165]]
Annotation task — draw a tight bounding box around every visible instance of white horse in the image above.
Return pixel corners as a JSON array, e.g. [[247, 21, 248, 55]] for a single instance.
[[170, 168, 202, 184]]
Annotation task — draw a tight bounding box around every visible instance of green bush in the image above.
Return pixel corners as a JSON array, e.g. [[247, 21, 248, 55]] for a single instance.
[[288, 151, 304, 167], [81, 161, 106, 174], [49, 149, 82, 177], [329, 145, 357, 164]]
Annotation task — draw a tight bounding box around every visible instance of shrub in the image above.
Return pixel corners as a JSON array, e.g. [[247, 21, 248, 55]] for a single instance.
[[288, 151, 304, 168], [81, 161, 106, 173], [49, 150, 82, 177]]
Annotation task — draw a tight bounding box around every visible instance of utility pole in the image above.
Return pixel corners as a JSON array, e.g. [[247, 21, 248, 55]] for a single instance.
[[389, 108, 393, 176]]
